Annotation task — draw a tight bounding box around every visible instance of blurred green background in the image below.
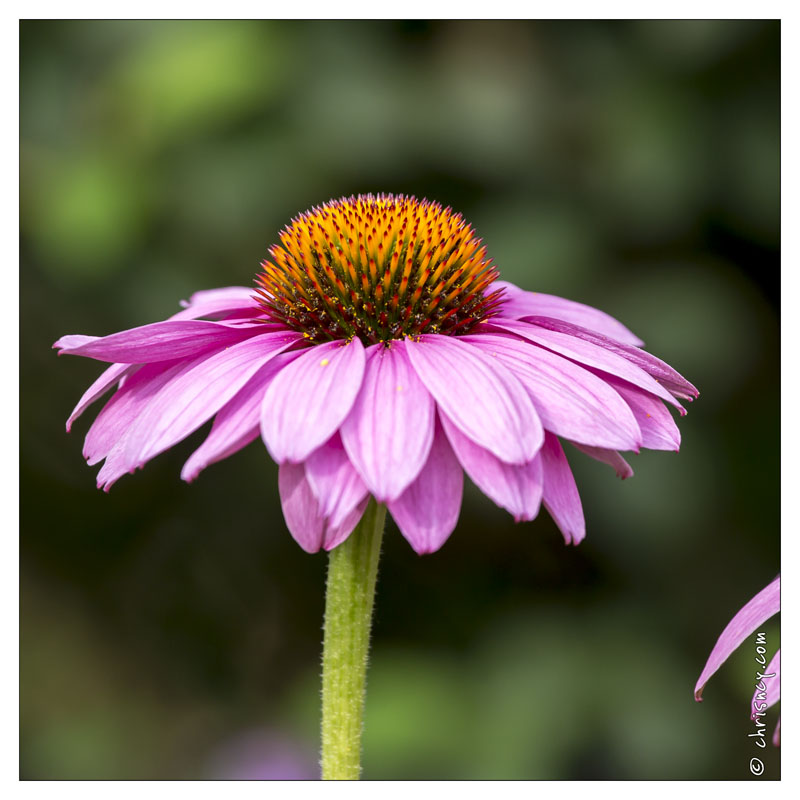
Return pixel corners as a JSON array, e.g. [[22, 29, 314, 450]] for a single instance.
[[20, 20, 779, 780]]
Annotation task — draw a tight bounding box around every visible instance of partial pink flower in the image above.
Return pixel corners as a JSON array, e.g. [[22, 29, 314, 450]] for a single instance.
[[55, 194, 698, 555], [206, 728, 318, 780], [695, 576, 780, 746]]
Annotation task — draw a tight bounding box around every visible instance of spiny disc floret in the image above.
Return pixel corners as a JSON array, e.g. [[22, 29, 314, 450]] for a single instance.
[[254, 194, 504, 345]]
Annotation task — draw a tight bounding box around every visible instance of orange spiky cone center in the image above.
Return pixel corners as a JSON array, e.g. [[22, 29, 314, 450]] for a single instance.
[[254, 194, 504, 345]]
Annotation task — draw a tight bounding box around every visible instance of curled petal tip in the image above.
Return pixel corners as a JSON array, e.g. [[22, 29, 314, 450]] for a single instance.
[[694, 687, 705, 702]]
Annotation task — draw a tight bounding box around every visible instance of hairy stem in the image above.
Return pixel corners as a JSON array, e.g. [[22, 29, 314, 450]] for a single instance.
[[321, 499, 386, 780]]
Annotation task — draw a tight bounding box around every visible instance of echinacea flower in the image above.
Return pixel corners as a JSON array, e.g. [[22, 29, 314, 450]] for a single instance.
[[55, 193, 700, 780], [55, 193, 697, 555], [695, 576, 781, 746]]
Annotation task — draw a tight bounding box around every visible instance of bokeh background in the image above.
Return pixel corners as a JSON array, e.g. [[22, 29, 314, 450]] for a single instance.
[[20, 20, 779, 780]]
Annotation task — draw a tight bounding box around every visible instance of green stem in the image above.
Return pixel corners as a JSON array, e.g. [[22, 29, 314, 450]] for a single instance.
[[321, 499, 386, 780]]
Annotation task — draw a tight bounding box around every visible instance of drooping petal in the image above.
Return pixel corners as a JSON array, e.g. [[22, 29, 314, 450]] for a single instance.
[[93, 338, 294, 492], [66, 362, 136, 432], [261, 338, 366, 464], [340, 343, 434, 501], [404, 334, 543, 465], [465, 333, 641, 451], [120, 331, 301, 473], [751, 650, 780, 719], [54, 335, 98, 350], [492, 318, 683, 410], [522, 316, 699, 401], [84, 359, 191, 466], [441, 413, 543, 521], [605, 377, 681, 451], [494, 281, 644, 346], [54, 319, 266, 363], [387, 423, 463, 554], [172, 286, 261, 320], [95, 440, 134, 491], [304, 434, 369, 528], [539, 433, 585, 545], [695, 576, 781, 701], [278, 463, 327, 553], [571, 443, 634, 479], [181, 352, 300, 482], [323, 497, 370, 552], [278, 462, 365, 553]]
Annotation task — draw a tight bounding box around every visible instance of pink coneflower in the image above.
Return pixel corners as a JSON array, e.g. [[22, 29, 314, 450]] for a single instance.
[[695, 576, 781, 746], [56, 194, 698, 779], [55, 193, 697, 555]]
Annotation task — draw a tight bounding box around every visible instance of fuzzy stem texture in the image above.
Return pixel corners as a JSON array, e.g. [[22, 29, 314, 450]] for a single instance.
[[321, 499, 386, 780]]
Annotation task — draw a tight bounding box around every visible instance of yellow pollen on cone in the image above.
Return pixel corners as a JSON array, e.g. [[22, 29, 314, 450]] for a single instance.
[[254, 194, 504, 345]]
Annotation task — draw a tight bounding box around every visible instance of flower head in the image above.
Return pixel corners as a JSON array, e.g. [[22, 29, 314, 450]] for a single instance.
[[54, 193, 698, 554], [255, 195, 502, 344], [695, 576, 781, 746]]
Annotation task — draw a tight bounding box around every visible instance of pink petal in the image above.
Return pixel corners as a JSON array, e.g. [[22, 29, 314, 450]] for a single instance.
[[172, 286, 261, 320], [605, 378, 681, 451], [261, 338, 366, 464], [492, 318, 684, 410], [340, 343, 435, 501], [465, 333, 641, 451], [54, 319, 266, 363], [122, 331, 301, 471], [522, 316, 698, 401], [54, 335, 98, 350], [540, 433, 585, 545], [278, 462, 330, 553], [773, 718, 781, 747], [695, 576, 781, 701], [751, 650, 780, 719], [84, 359, 191, 466], [404, 334, 543, 465], [278, 462, 365, 553], [66, 362, 135, 432], [441, 413, 543, 521], [181, 352, 300, 482], [95, 441, 133, 491], [494, 281, 644, 346], [304, 434, 369, 528], [387, 423, 463, 554], [571, 443, 634, 479], [93, 340, 288, 492], [323, 498, 370, 552]]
